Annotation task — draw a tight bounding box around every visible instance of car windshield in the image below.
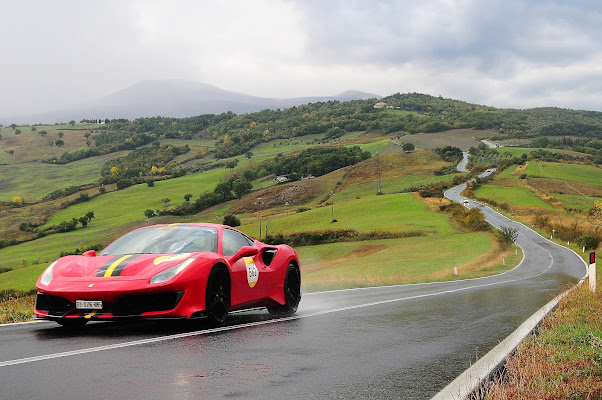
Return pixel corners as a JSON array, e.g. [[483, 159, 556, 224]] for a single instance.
[[100, 225, 218, 255]]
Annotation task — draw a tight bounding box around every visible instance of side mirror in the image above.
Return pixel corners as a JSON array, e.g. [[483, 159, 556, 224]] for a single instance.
[[228, 246, 259, 264], [82, 250, 96, 257]]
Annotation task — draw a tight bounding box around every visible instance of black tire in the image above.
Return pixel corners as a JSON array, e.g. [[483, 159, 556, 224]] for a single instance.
[[268, 263, 301, 317], [205, 266, 230, 326], [57, 318, 88, 328]]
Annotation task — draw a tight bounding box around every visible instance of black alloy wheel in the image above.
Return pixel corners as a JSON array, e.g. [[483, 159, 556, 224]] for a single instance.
[[268, 263, 301, 317], [205, 266, 230, 326]]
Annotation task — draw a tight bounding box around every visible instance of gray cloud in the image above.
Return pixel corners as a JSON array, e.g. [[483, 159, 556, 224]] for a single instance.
[[2, 0, 602, 117]]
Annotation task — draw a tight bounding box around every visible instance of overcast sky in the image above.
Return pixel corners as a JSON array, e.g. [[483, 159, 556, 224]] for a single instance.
[[2, 0, 602, 117]]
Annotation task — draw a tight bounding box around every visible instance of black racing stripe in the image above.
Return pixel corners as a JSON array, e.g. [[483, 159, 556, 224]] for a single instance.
[[96, 257, 119, 277], [111, 255, 141, 277]]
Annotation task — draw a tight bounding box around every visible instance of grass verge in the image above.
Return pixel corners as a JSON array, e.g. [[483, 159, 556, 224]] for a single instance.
[[485, 273, 602, 399], [0, 294, 36, 324]]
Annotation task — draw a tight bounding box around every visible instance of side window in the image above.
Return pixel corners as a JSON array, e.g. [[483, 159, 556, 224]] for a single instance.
[[222, 229, 254, 256]]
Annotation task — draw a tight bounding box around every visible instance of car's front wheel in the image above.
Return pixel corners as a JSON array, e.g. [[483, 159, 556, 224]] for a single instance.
[[268, 263, 301, 317], [205, 266, 230, 326]]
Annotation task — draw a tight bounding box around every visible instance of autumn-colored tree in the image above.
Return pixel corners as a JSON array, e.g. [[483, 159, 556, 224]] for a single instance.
[[12, 196, 23, 205], [110, 166, 119, 176]]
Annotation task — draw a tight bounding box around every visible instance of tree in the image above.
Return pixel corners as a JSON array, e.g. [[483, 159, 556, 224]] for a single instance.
[[0, 134, 2, 141], [14, 129, 21, 135], [9, 124, 17, 130], [55, 139, 65, 147], [161, 198, 171, 211], [402, 143, 415, 152], [223, 214, 241, 227], [58, 132, 64, 138], [245, 151, 254, 161], [496, 226, 519, 247], [7, 150, 14, 155], [79, 216, 88, 228], [214, 182, 233, 200], [232, 179, 252, 199], [31, 126, 37, 131], [226, 159, 240, 170], [144, 209, 156, 218], [12, 196, 23, 205], [39, 130, 48, 136], [184, 193, 193, 202], [84, 132, 91, 139], [85, 211, 95, 221], [69, 120, 76, 126]]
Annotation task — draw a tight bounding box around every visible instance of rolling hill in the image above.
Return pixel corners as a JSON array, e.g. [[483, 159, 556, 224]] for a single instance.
[[0, 80, 381, 124]]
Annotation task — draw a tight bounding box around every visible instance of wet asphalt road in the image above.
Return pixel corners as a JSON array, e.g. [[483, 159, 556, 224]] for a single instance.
[[0, 173, 587, 399]]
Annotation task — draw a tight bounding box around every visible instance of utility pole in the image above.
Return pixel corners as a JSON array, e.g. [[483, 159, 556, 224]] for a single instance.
[[330, 191, 336, 222], [376, 152, 383, 195], [256, 197, 262, 239]]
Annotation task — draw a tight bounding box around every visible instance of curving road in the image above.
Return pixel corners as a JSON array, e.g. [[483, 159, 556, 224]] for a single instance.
[[0, 162, 587, 399]]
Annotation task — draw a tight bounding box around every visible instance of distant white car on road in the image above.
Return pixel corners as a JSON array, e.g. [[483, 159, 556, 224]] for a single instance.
[[463, 199, 470, 208]]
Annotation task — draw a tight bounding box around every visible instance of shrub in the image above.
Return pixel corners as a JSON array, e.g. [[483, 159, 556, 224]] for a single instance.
[[463, 208, 490, 231], [496, 226, 519, 248], [116, 179, 133, 190], [144, 209, 156, 218], [223, 214, 241, 227], [577, 235, 600, 250]]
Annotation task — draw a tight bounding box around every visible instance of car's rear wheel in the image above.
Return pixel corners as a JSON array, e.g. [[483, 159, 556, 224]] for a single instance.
[[268, 263, 301, 317], [57, 318, 88, 328], [205, 266, 230, 326]]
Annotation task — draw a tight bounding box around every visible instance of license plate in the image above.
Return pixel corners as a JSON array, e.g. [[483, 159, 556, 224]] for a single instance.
[[76, 300, 103, 310]]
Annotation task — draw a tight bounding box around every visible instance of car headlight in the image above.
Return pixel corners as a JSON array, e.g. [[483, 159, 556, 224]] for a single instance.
[[150, 258, 195, 284], [40, 261, 58, 286]]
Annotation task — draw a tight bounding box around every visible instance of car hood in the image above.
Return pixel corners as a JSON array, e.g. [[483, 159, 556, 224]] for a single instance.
[[52, 253, 197, 279]]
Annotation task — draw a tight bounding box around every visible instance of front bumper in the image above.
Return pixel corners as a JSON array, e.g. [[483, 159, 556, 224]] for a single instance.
[[35, 291, 185, 320]]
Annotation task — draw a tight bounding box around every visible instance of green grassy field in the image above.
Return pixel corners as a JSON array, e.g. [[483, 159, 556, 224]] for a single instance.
[[44, 168, 227, 228], [0, 123, 102, 164], [0, 152, 128, 202], [298, 233, 492, 291], [473, 185, 554, 209], [551, 193, 599, 212], [524, 161, 602, 188], [238, 193, 454, 237]]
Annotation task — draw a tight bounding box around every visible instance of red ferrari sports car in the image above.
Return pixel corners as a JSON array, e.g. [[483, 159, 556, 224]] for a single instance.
[[34, 223, 301, 327]]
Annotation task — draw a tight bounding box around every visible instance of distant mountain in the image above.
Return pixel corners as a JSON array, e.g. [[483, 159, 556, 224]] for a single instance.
[[1, 80, 381, 124]]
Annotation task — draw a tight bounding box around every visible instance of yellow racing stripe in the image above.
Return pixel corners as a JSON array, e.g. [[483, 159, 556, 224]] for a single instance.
[[84, 311, 97, 319], [104, 254, 132, 277]]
